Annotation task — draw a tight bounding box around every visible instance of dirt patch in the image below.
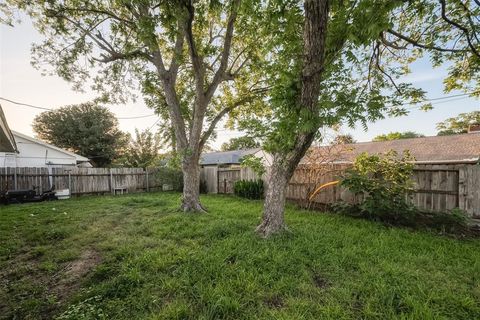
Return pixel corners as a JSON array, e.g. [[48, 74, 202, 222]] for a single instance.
[[52, 249, 102, 303], [264, 295, 284, 309], [312, 273, 331, 289]]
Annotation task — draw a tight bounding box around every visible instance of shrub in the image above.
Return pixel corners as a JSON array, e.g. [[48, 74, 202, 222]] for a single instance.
[[337, 150, 416, 221], [234, 179, 264, 199], [335, 151, 472, 234], [151, 167, 183, 191]]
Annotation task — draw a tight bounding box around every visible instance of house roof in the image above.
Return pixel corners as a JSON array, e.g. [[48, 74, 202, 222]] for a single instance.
[[0, 105, 17, 152], [12, 131, 90, 162], [303, 133, 480, 164], [200, 148, 261, 165]]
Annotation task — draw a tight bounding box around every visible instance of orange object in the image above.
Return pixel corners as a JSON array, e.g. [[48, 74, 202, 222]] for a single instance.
[[308, 180, 340, 201]]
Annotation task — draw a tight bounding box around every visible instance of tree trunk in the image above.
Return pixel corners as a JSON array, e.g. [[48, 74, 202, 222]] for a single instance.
[[181, 153, 205, 212], [256, 0, 330, 237], [256, 160, 290, 237]]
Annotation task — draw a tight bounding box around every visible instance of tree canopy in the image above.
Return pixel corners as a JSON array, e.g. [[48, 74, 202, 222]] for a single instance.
[[436, 111, 480, 135], [333, 134, 356, 145], [32, 103, 127, 167], [221, 136, 260, 151], [373, 131, 425, 141], [117, 129, 162, 168]]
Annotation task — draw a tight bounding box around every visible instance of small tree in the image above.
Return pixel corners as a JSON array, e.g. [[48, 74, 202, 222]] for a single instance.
[[221, 136, 260, 151], [32, 102, 126, 167], [373, 131, 425, 141], [118, 129, 162, 168], [436, 111, 480, 135]]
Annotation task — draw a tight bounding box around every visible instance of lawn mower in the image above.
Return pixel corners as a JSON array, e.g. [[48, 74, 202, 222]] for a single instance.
[[0, 185, 57, 205]]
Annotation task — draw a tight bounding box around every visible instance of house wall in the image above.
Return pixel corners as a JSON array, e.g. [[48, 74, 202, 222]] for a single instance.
[[0, 134, 77, 168]]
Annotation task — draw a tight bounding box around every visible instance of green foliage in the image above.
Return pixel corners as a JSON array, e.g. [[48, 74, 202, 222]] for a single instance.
[[373, 131, 425, 141], [233, 179, 264, 199], [220, 136, 260, 151], [151, 167, 183, 192], [337, 151, 471, 231], [339, 150, 416, 220], [436, 111, 480, 135], [240, 154, 266, 177], [116, 129, 163, 168], [32, 102, 127, 167], [0, 193, 479, 319]]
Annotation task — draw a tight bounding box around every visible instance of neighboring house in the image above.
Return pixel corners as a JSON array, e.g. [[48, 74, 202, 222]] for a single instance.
[[200, 148, 272, 193], [304, 129, 480, 165], [0, 105, 16, 153], [0, 131, 91, 168]]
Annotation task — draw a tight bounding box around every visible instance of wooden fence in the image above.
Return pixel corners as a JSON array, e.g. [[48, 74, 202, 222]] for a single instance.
[[201, 166, 260, 194], [286, 163, 480, 218], [0, 167, 176, 196]]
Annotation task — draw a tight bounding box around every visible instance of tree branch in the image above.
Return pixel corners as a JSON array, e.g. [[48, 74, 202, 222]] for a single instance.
[[387, 29, 464, 53], [200, 86, 269, 148], [438, 0, 480, 58], [204, 0, 241, 104]]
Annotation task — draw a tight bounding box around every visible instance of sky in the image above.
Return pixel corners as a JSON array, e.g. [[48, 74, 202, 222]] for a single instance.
[[0, 16, 478, 150]]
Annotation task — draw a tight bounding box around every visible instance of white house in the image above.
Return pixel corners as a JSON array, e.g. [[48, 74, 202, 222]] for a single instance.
[[0, 105, 16, 153], [0, 131, 91, 168]]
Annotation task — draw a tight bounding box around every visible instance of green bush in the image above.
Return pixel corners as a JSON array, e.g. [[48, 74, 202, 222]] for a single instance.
[[338, 150, 415, 221], [335, 151, 471, 234], [151, 167, 183, 191], [234, 179, 264, 199]]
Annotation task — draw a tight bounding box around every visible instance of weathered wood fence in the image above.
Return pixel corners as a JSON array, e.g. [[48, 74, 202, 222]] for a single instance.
[[0, 167, 177, 195], [286, 163, 480, 218], [201, 166, 260, 194]]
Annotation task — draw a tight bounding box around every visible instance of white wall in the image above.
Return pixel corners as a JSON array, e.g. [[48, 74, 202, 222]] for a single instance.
[[0, 134, 77, 168]]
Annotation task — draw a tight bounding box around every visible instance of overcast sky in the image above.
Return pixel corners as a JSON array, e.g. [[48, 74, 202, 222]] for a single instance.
[[1, 17, 478, 149]]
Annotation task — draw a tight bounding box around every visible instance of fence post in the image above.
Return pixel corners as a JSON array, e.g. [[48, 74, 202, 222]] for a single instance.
[[110, 169, 114, 195], [145, 169, 149, 192], [13, 167, 17, 190], [68, 171, 72, 195]]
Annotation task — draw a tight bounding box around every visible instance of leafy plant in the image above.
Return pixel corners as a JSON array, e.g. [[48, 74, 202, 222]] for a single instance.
[[151, 167, 183, 192], [234, 179, 264, 200], [240, 155, 266, 177], [339, 150, 416, 220]]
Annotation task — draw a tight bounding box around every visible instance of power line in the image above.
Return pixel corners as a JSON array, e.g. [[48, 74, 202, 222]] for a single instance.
[[1, 89, 478, 120], [0, 97, 156, 119], [0, 97, 51, 111], [117, 114, 156, 119]]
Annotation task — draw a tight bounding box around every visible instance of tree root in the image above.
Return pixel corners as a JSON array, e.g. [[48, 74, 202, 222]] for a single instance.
[[255, 221, 288, 238]]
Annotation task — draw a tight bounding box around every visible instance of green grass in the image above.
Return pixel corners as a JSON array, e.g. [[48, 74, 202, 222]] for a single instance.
[[0, 192, 479, 319]]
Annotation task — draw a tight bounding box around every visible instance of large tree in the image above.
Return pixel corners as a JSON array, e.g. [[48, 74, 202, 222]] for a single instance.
[[373, 131, 425, 141], [436, 111, 480, 135], [247, 0, 480, 237], [5, 0, 267, 211], [32, 103, 126, 166]]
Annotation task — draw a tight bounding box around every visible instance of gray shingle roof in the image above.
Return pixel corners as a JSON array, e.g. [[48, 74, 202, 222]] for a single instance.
[[200, 148, 260, 165], [303, 133, 480, 164]]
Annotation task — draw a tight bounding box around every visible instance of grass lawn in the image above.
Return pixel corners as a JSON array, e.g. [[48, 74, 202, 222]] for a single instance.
[[0, 192, 479, 319]]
